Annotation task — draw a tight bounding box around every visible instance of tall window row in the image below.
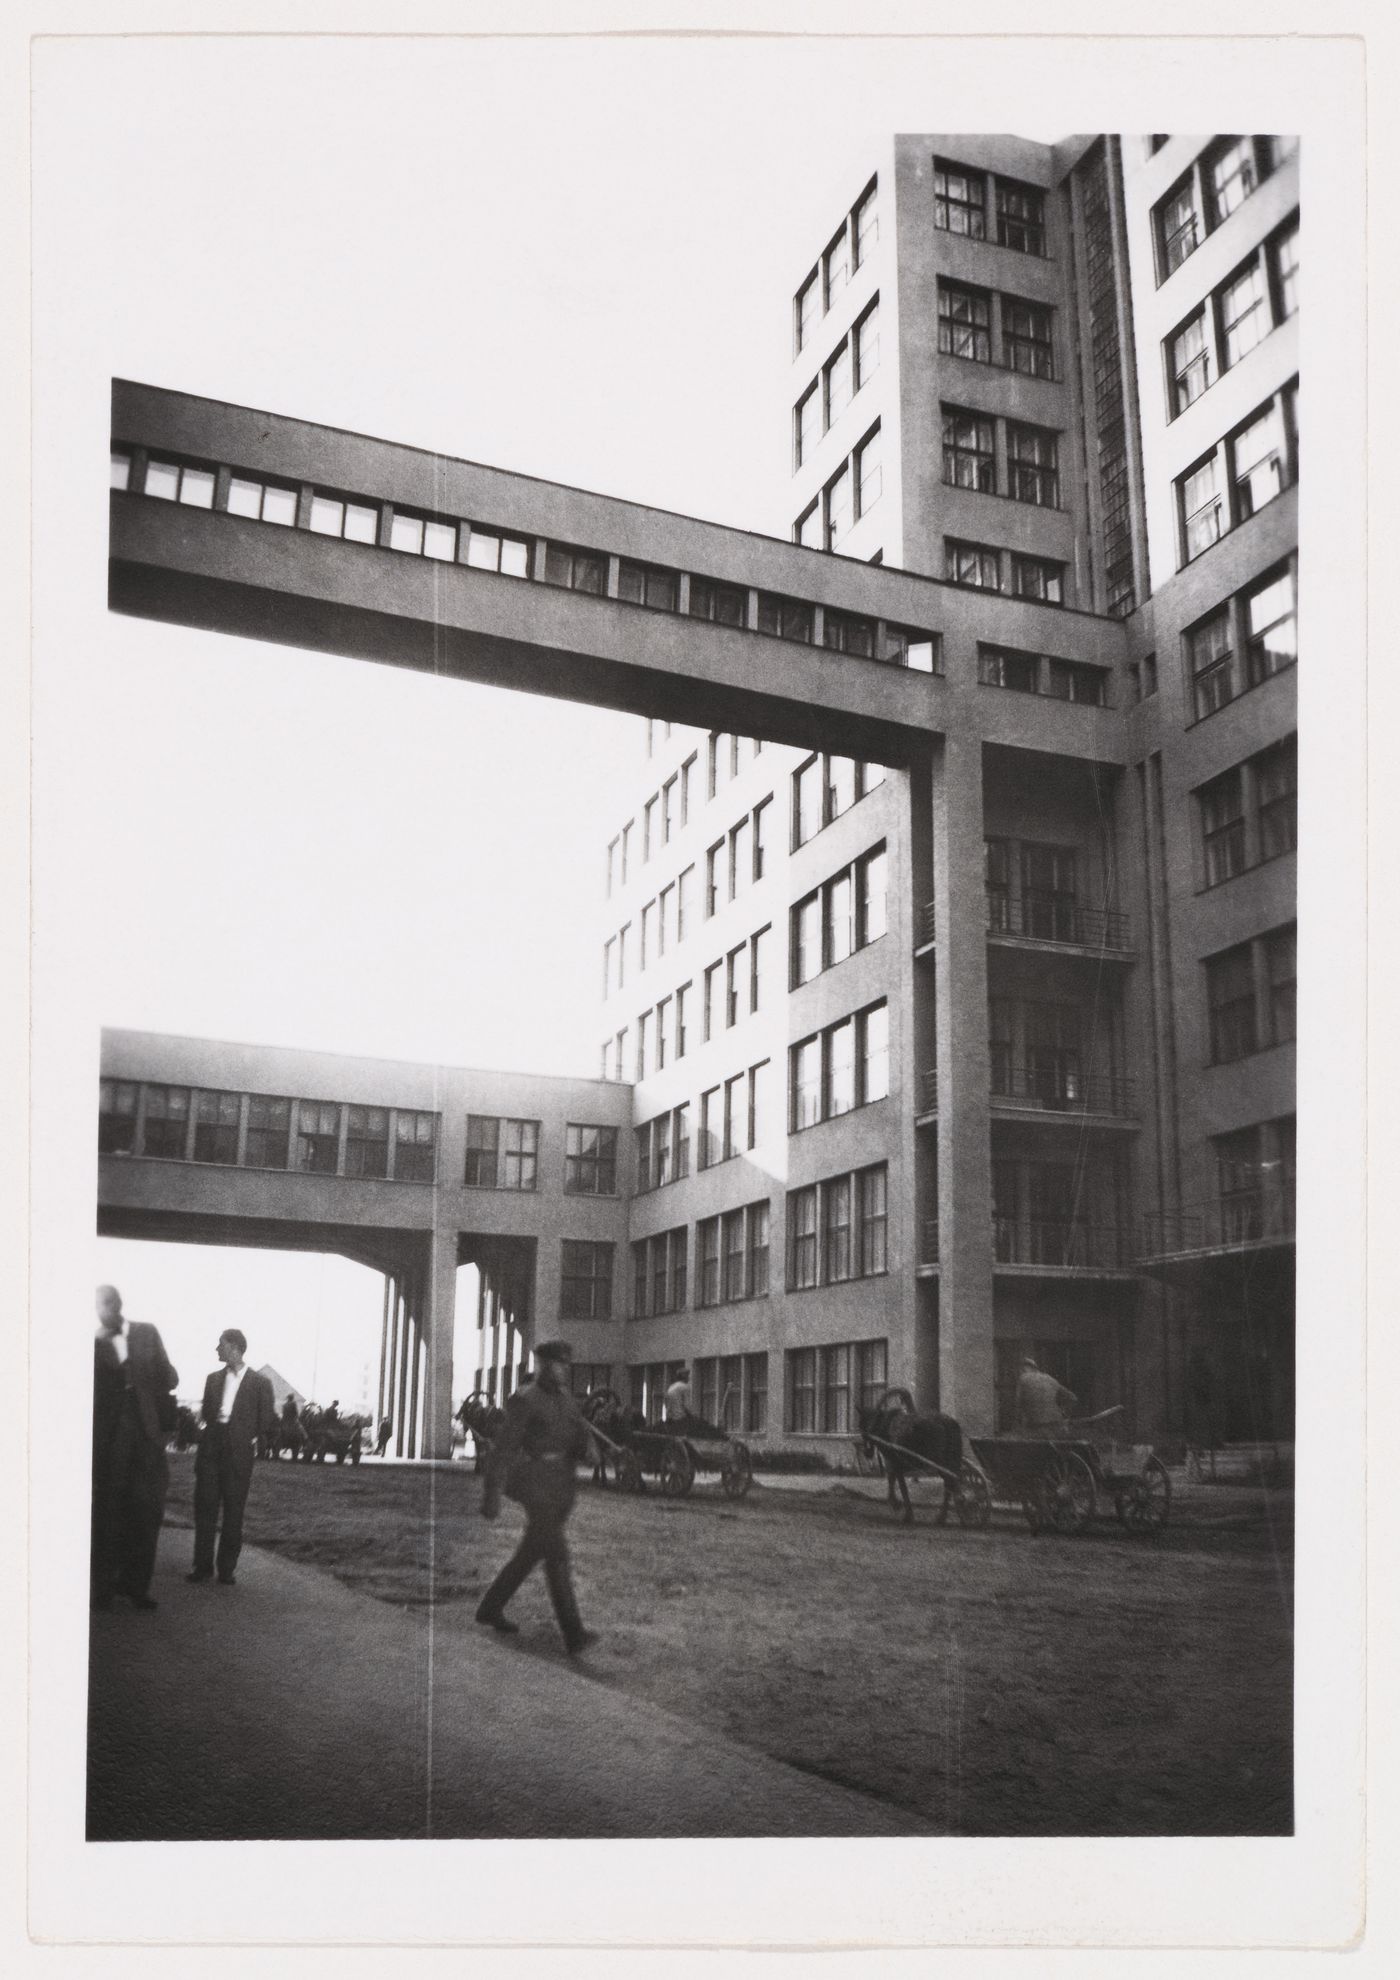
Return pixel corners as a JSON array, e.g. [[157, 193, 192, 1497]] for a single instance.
[[944, 539, 1065, 604], [1153, 136, 1297, 283], [1194, 734, 1296, 888], [794, 176, 879, 353], [1184, 556, 1296, 723], [791, 844, 888, 986], [787, 1165, 890, 1289], [787, 1337, 888, 1435], [792, 754, 886, 849], [942, 406, 1061, 508], [1166, 212, 1299, 417], [1176, 379, 1298, 568], [790, 1002, 890, 1131], [794, 421, 883, 552], [1204, 925, 1296, 1066], [793, 301, 880, 472], [933, 159, 1049, 257], [977, 644, 1109, 707], [98, 1083, 437, 1181], [937, 279, 1055, 378]]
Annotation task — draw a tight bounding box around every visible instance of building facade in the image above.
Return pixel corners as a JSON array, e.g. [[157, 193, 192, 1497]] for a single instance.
[[102, 131, 1297, 1459]]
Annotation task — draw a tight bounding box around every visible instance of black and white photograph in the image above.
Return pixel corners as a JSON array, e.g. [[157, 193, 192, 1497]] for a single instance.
[[22, 15, 1371, 1957]]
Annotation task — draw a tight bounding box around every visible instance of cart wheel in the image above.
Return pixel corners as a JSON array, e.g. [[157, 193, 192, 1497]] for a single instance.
[[616, 1447, 644, 1493], [721, 1441, 753, 1500], [1046, 1451, 1096, 1535], [1115, 1455, 1171, 1534], [954, 1464, 993, 1529], [659, 1442, 694, 1498]]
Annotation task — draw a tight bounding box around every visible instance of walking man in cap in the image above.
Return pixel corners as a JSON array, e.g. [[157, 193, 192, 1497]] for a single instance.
[[476, 1340, 598, 1655]]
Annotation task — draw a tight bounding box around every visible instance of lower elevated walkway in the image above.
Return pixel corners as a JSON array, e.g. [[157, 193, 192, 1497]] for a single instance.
[[87, 1528, 931, 1841]]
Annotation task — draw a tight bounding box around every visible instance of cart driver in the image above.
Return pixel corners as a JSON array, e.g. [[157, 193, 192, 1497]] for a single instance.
[[662, 1366, 724, 1439], [1014, 1356, 1077, 1437]]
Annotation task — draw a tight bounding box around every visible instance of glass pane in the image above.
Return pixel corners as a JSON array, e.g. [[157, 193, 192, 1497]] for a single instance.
[[227, 477, 262, 517], [345, 502, 379, 543], [179, 468, 215, 509], [466, 530, 499, 570], [500, 536, 529, 577], [390, 512, 424, 554], [263, 484, 297, 526], [423, 520, 456, 561], [145, 460, 180, 501], [110, 452, 131, 491], [309, 495, 345, 535]]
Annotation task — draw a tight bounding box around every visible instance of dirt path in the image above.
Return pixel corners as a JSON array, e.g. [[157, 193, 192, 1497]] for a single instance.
[[177, 1454, 1292, 1835]]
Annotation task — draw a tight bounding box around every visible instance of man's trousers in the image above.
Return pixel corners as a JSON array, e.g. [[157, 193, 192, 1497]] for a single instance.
[[192, 1424, 254, 1579], [478, 1503, 585, 1650]]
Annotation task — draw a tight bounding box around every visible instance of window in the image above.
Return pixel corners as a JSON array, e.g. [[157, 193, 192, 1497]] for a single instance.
[[98, 1078, 138, 1154], [726, 946, 745, 1028], [752, 798, 771, 880], [502, 1118, 539, 1191], [788, 1188, 818, 1290], [310, 493, 380, 543], [791, 1001, 889, 1131], [632, 1230, 687, 1319], [1188, 608, 1235, 719], [699, 1086, 721, 1168], [345, 1105, 389, 1179], [677, 865, 694, 942], [1157, 176, 1200, 275], [792, 1036, 822, 1131], [822, 607, 874, 657], [674, 982, 690, 1061], [294, 1100, 340, 1173], [946, 539, 1001, 590], [1231, 400, 1287, 519], [703, 960, 722, 1042], [1010, 555, 1064, 604], [863, 1002, 890, 1102], [1206, 943, 1258, 1062], [996, 177, 1045, 255], [1271, 215, 1300, 322], [389, 510, 456, 560], [822, 1176, 852, 1282], [1215, 1129, 1264, 1243], [942, 408, 996, 492], [697, 1218, 721, 1306], [1219, 260, 1267, 369], [636, 1011, 651, 1081], [824, 342, 853, 429], [793, 892, 821, 987], [824, 226, 850, 310], [561, 1241, 612, 1321], [1021, 844, 1078, 940], [854, 300, 880, 390], [226, 474, 297, 525], [879, 624, 939, 672], [853, 180, 878, 265], [658, 883, 675, 955], [934, 159, 985, 238], [1006, 422, 1059, 507], [796, 270, 820, 350], [1198, 768, 1246, 886], [856, 845, 887, 945], [393, 1113, 436, 1183], [618, 561, 679, 611], [937, 280, 991, 362], [756, 593, 813, 643], [1180, 455, 1223, 561], [748, 1059, 772, 1150], [620, 823, 631, 884], [794, 385, 820, 470], [464, 526, 530, 576], [1205, 136, 1257, 226], [1003, 296, 1053, 377], [855, 425, 883, 518], [825, 462, 853, 549], [680, 756, 696, 825], [1045, 659, 1107, 706], [722, 1208, 747, 1302], [980, 644, 1036, 693], [542, 543, 606, 594], [1245, 566, 1297, 687], [140, 1085, 189, 1159], [1266, 926, 1297, 1045], [689, 576, 747, 627], [705, 844, 721, 917], [1256, 737, 1298, 860], [244, 1094, 290, 1168], [794, 756, 823, 848], [750, 925, 769, 1012], [827, 870, 854, 967], [110, 450, 132, 491], [193, 1090, 240, 1165], [1169, 310, 1212, 414], [145, 458, 216, 509]]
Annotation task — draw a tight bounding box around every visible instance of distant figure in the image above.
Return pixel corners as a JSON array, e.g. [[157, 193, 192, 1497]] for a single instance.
[[92, 1285, 179, 1611], [323, 1399, 341, 1426], [663, 1367, 692, 1423], [476, 1340, 597, 1655], [187, 1330, 276, 1587], [375, 1416, 393, 1458], [1014, 1356, 1077, 1437]]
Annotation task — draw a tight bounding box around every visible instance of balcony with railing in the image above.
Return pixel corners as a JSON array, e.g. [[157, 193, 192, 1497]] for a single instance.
[[986, 889, 1132, 954], [916, 899, 937, 952], [990, 1060, 1138, 1122], [993, 1216, 1135, 1273], [916, 1068, 938, 1119], [1141, 1191, 1295, 1262], [919, 1218, 940, 1269]]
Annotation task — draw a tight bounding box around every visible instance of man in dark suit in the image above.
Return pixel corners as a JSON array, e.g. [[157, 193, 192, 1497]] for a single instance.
[[92, 1284, 179, 1610], [187, 1329, 276, 1587]]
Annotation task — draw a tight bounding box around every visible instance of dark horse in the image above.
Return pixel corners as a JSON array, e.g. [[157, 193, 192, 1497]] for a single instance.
[[857, 1388, 963, 1524], [457, 1391, 505, 1473], [582, 1389, 645, 1486]]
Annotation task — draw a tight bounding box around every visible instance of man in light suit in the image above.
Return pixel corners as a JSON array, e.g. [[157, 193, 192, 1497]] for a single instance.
[[92, 1284, 179, 1610], [188, 1330, 276, 1587]]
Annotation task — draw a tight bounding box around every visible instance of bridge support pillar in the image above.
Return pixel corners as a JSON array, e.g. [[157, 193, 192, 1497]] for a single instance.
[[421, 1227, 459, 1460], [931, 732, 995, 1434]]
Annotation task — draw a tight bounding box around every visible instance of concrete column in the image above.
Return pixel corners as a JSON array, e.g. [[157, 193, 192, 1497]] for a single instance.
[[394, 1276, 412, 1452], [376, 1273, 391, 1427], [931, 731, 995, 1431], [420, 1224, 460, 1460]]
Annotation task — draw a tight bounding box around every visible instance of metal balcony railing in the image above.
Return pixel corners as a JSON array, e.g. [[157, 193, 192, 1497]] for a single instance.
[[990, 1063, 1137, 1118], [921, 1218, 940, 1265], [986, 892, 1132, 950], [919, 899, 937, 947], [918, 1068, 938, 1114], [1141, 1195, 1296, 1258], [993, 1217, 1133, 1270]]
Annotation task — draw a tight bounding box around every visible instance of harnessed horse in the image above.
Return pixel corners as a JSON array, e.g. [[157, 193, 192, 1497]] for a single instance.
[[857, 1387, 964, 1524]]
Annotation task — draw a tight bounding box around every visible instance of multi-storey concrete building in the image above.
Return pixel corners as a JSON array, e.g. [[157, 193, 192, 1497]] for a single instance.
[[103, 131, 1297, 1459]]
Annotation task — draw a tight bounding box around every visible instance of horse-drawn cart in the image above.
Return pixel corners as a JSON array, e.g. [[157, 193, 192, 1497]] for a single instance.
[[583, 1391, 753, 1500], [968, 1419, 1171, 1537]]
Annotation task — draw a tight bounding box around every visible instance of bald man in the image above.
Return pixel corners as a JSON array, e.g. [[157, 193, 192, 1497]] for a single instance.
[[92, 1285, 179, 1610]]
